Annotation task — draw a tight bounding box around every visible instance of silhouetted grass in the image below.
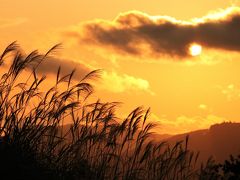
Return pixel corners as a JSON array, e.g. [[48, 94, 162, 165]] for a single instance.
[[0, 42, 214, 180]]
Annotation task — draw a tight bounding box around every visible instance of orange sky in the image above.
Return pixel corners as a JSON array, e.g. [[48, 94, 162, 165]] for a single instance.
[[1, 0, 240, 134]]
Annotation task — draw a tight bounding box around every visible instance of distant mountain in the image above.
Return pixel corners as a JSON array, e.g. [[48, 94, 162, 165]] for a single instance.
[[158, 122, 240, 164], [150, 133, 172, 141], [60, 122, 240, 165]]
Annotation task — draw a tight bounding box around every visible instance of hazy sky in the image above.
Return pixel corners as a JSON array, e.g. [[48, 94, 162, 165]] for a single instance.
[[1, 0, 240, 134]]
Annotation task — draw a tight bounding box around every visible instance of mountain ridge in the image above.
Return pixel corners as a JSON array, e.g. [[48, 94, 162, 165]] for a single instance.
[[156, 122, 240, 164]]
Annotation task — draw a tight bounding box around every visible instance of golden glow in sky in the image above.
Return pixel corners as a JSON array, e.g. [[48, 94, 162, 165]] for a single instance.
[[1, 1, 240, 135]]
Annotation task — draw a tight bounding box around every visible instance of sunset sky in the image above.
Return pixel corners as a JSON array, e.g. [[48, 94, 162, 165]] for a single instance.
[[1, 0, 240, 134]]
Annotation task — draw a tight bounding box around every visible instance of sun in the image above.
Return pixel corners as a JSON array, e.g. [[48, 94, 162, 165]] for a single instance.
[[189, 44, 202, 56]]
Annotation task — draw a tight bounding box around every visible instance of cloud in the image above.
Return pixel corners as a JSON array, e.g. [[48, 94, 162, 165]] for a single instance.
[[152, 114, 226, 134], [198, 104, 208, 110], [36, 57, 91, 80], [0, 17, 28, 29], [218, 84, 240, 101], [98, 71, 154, 94], [66, 7, 240, 58], [34, 58, 153, 94]]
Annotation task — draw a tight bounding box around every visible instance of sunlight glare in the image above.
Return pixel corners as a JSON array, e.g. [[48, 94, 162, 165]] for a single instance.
[[189, 44, 202, 56]]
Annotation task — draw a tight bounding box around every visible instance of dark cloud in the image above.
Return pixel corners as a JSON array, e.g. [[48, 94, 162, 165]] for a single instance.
[[37, 57, 91, 80], [67, 7, 240, 58], [196, 15, 240, 51]]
